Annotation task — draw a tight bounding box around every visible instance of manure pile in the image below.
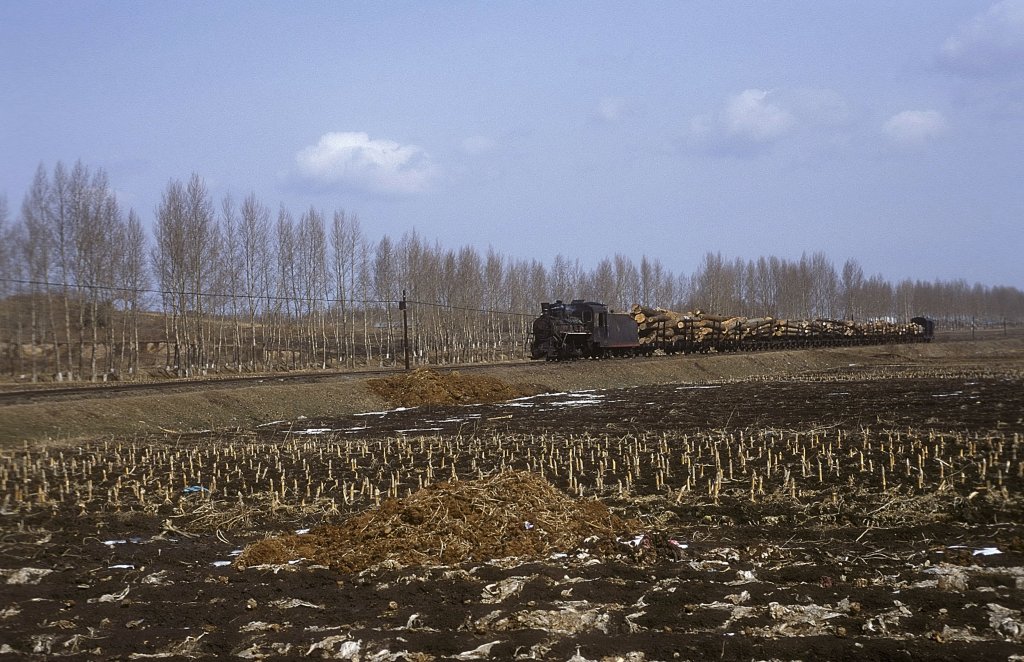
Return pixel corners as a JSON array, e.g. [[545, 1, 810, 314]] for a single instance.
[[237, 471, 631, 573], [366, 368, 539, 407]]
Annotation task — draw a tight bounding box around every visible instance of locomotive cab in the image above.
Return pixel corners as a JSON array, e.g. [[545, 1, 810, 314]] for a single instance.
[[530, 299, 642, 360], [910, 316, 935, 341]]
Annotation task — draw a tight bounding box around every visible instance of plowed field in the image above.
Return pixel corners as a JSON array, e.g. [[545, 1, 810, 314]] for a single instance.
[[2, 351, 1023, 660]]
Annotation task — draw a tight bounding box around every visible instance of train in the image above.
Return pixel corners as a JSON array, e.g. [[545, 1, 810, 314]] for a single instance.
[[529, 299, 934, 361]]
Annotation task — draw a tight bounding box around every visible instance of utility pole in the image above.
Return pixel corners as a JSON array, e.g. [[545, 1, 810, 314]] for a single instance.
[[400, 290, 410, 371]]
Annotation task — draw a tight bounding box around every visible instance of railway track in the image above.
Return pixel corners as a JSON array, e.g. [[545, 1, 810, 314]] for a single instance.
[[0, 329, 1012, 406], [0, 361, 536, 406]]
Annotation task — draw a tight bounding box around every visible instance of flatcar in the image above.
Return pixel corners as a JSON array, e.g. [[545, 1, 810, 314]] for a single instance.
[[530, 299, 934, 360]]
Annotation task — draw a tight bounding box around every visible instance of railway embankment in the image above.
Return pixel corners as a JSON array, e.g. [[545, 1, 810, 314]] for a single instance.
[[0, 332, 1020, 447]]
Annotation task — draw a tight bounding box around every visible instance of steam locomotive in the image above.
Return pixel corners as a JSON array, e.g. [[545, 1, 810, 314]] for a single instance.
[[529, 299, 934, 361], [530, 300, 645, 360]]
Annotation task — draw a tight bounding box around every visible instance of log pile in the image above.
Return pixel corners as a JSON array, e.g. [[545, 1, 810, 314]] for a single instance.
[[628, 305, 925, 349]]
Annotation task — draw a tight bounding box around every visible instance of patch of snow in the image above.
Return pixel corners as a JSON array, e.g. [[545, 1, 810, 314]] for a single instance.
[[3, 568, 53, 585]]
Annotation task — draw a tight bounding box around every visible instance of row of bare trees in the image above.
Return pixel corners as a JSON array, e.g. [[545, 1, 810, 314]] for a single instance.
[[681, 251, 1024, 326], [1, 162, 1021, 381], [1, 163, 148, 382]]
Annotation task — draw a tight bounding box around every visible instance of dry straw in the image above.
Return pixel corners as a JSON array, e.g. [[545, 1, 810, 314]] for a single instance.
[[235, 470, 632, 573]]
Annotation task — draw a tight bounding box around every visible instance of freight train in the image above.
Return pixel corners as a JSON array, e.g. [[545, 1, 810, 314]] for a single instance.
[[529, 299, 934, 361]]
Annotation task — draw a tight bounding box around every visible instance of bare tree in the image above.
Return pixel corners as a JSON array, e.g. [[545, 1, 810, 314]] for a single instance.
[[589, 257, 616, 309], [613, 254, 640, 310], [648, 257, 677, 312], [806, 252, 838, 319], [840, 258, 865, 320], [671, 271, 692, 311], [71, 167, 122, 381], [746, 256, 779, 316], [0, 195, 10, 296], [184, 174, 219, 373], [0, 195, 25, 377], [860, 274, 894, 320], [118, 210, 147, 377], [374, 235, 399, 364], [454, 245, 483, 362], [219, 195, 245, 370], [66, 161, 94, 379], [330, 210, 361, 367], [18, 167, 53, 381], [152, 178, 187, 374], [297, 207, 329, 368], [550, 254, 578, 303], [483, 247, 506, 359], [239, 193, 271, 369], [504, 257, 536, 357], [47, 162, 80, 380], [638, 256, 654, 307], [775, 257, 811, 318], [275, 208, 298, 368], [151, 174, 219, 376], [693, 252, 734, 313]]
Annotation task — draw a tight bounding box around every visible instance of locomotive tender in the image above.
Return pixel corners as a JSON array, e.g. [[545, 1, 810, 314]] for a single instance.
[[529, 299, 934, 361]]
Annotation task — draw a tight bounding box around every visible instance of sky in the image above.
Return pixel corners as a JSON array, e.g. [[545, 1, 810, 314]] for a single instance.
[[2, 1, 1023, 288]]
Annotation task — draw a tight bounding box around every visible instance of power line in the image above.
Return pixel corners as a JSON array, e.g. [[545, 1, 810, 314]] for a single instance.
[[405, 297, 534, 319], [0, 277, 536, 320]]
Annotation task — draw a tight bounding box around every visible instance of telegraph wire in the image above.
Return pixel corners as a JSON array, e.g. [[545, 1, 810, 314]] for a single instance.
[[0, 277, 535, 319]]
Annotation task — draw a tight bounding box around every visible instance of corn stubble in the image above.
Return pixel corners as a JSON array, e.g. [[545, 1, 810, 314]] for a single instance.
[[2, 422, 1018, 545]]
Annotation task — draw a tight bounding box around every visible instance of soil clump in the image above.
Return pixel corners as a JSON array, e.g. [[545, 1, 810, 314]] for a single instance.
[[366, 367, 540, 408]]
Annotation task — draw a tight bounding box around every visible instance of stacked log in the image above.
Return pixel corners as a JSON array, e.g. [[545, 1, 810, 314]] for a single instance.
[[628, 305, 926, 350], [628, 306, 733, 346], [630, 305, 688, 345]]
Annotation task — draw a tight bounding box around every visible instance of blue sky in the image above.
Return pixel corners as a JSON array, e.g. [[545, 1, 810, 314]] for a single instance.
[[2, 1, 1023, 287]]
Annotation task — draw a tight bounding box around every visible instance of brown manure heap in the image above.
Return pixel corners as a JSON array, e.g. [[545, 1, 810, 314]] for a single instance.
[[366, 367, 540, 407], [236, 471, 629, 573]]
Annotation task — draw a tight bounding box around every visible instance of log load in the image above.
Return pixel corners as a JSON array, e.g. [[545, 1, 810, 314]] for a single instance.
[[628, 306, 927, 351]]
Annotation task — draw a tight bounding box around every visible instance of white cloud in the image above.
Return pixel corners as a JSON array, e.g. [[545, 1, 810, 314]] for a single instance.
[[295, 132, 436, 195], [940, 0, 1024, 76], [687, 87, 850, 155], [723, 89, 794, 141], [882, 110, 949, 147]]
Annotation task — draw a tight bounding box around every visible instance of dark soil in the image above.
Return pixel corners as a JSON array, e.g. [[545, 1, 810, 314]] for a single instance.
[[1, 347, 1023, 660]]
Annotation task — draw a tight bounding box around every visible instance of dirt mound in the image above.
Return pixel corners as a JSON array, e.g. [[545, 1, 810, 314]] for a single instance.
[[366, 367, 540, 407], [236, 471, 630, 573]]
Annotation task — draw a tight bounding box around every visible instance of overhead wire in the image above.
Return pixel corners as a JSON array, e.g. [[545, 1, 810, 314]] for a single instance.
[[0, 277, 536, 319]]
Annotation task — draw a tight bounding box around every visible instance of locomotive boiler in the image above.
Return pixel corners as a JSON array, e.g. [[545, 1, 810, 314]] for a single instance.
[[529, 300, 643, 360]]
